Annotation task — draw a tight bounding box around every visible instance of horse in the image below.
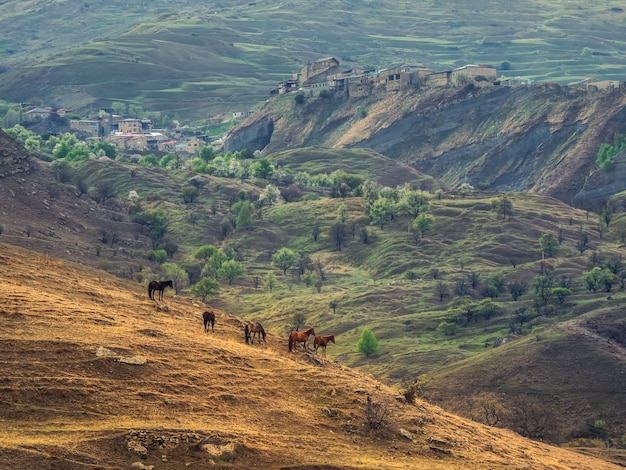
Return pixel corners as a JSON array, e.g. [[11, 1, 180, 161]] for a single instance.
[[288, 327, 315, 352], [203, 310, 216, 333], [148, 280, 173, 301], [244, 321, 267, 344], [313, 335, 335, 356]]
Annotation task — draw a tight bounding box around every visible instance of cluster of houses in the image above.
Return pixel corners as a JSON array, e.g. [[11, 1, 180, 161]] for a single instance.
[[272, 56, 624, 98], [22, 107, 219, 153]]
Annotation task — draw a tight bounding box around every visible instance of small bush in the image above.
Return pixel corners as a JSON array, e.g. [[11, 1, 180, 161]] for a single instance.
[[365, 395, 391, 432], [437, 321, 457, 336]]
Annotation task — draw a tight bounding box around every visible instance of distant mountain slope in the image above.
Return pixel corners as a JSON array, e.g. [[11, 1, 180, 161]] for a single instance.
[[227, 84, 626, 209], [0, 241, 621, 469], [1, 0, 625, 119]]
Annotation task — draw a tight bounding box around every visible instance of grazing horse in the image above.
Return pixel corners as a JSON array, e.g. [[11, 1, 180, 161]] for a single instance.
[[203, 310, 216, 333], [245, 321, 267, 344], [148, 280, 173, 301], [313, 335, 336, 356], [288, 327, 316, 352]]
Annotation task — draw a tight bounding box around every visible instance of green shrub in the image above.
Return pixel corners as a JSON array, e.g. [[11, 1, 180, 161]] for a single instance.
[[437, 321, 457, 336]]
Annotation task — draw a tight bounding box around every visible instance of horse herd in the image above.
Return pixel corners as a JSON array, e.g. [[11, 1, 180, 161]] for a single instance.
[[149, 279, 336, 356]]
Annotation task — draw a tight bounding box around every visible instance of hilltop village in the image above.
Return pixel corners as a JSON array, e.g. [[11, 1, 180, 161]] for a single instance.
[[16, 56, 626, 155], [273, 56, 624, 98]]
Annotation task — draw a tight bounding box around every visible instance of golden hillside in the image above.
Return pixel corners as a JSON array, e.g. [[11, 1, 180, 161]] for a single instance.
[[0, 243, 619, 469]]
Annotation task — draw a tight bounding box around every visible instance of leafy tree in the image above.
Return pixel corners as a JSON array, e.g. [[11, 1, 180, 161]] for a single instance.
[[202, 250, 228, 279], [337, 203, 349, 223], [405, 269, 419, 282], [357, 329, 379, 357], [448, 296, 477, 324], [412, 213, 434, 237], [264, 272, 277, 292], [52, 133, 79, 160], [258, 184, 281, 207], [218, 259, 246, 285], [551, 287, 572, 304], [147, 249, 167, 263], [111, 101, 127, 115], [435, 279, 449, 301], [399, 190, 430, 217], [91, 140, 117, 159], [272, 247, 298, 275], [181, 185, 199, 203], [539, 232, 559, 257], [582, 267, 614, 293], [458, 183, 474, 197], [329, 222, 348, 251], [508, 281, 527, 301], [193, 244, 219, 261], [160, 153, 177, 168], [532, 274, 554, 304], [476, 298, 500, 320], [139, 154, 159, 166], [329, 299, 338, 314], [181, 262, 202, 285], [190, 277, 219, 302], [233, 200, 254, 228], [368, 197, 396, 230], [198, 146, 216, 163], [162, 262, 189, 294], [437, 321, 457, 336], [252, 158, 274, 179], [492, 196, 513, 220]]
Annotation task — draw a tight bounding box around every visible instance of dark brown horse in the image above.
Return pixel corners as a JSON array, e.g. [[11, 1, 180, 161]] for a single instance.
[[313, 335, 335, 356], [288, 327, 315, 352], [148, 280, 173, 301], [203, 310, 216, 333], [245, 321, 266, 344]]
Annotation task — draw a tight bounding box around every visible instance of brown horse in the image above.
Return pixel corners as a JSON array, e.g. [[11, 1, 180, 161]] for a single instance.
[[288, 327, 315, 352], [313, 335, 335, 356], [245, 321, 266, 344], [148, 280, 173, 301], [203, 310, 216, 333]]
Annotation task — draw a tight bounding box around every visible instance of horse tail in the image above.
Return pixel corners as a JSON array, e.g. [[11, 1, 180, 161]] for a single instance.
[[244, 324, 250, 344], [260, 325, 266, 341], [148, 284, 153, 300], [288, 333, 293, 351]]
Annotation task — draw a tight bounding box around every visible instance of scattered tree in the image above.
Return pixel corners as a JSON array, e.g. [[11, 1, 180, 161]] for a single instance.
[[190, 277, 219, 302], [539, 232, 559, 257], [357, 329, 379, 357], [218, 259, 246, 285], [272, 247, 298, 275], [264, 272, 277, 292]]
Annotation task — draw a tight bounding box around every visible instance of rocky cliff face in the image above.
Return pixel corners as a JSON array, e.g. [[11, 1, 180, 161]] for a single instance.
[[222, 116, 274, 153], [224, 85, 626, 209]]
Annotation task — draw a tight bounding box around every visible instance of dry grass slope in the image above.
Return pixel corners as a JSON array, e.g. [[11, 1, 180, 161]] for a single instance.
[[0, 243, 620, 469]]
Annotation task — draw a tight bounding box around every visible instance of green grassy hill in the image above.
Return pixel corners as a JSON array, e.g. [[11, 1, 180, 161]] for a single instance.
[[1, 0, 625, 120]]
